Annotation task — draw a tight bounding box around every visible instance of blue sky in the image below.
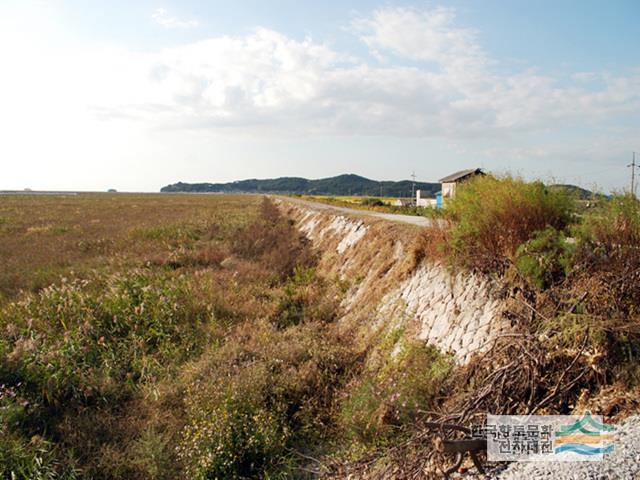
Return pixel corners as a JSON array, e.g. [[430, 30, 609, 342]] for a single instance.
[[1, 0, 638, 192]]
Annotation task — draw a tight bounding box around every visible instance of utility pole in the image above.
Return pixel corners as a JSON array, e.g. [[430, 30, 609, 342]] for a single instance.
[[629, 152, 639, 198], [411, 171, 416, 200]]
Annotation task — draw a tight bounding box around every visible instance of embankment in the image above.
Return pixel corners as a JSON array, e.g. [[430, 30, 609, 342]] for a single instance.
[[278, 199, 510, 363]]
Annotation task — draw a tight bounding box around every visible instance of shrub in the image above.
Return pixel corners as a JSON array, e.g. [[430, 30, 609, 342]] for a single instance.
[[0, 272, 215, 408], [0, 271, 219, 477], [515, 227, 574, 289], [572, 193, 640, 317], [179, 364, 292, 480], [272, 272, 312, 329], [0, 431, 77, 480], [340, 339, 452, 445], [410, 220, 452, 270], [445, 175, 575, 273], [177, 321, 356, 479], [530, 195, 640, 392], [271, 266, 339, 329], [360, 198, 385, 207]]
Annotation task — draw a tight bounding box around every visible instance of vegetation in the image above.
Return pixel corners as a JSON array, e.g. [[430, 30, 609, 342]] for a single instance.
[[412, 176, 636, 307], [340, 336, 452, 446], [1, 183, 637, 479], [445, 175, 575, 273], [0, 194, 347, 478], [359, 197, 385, 207], [0, 194, 456, 479], [515, 227, 574, 289], [334, 177, 640, 477], [291, 180, 593, 221]]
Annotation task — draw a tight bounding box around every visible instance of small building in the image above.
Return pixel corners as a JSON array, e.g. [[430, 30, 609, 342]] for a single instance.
[[416, 190, 437, 208], [393, 198, 414, 207], [439, 168, 484, 200]]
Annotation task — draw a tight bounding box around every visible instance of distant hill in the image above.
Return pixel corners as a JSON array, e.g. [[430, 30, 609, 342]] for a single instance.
[[548, 184, 604, 200], [161, 174, 441, 198], [160, 175, 600, 200]]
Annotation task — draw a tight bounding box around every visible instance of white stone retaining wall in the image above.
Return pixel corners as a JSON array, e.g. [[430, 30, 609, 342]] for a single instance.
[[286, 202, 508, 363]]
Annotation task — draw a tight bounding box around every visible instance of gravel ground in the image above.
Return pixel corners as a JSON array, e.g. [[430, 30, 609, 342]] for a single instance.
[[457, 415, 640, 480]]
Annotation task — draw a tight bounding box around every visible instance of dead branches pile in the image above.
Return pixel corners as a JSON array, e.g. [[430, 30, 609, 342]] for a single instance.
[[321, 316, 601, 479]]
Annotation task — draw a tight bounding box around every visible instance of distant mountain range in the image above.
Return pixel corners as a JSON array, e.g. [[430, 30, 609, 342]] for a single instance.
[[160, 174, 441, 197], [548, 184, 603, 200], [160, 174, 601, 200]]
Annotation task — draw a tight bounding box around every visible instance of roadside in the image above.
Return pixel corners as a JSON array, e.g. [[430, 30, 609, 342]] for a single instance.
[[276, 195, 434, 227]]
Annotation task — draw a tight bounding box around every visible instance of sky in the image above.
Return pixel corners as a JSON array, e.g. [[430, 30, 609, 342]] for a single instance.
[[0, 1, 639, 192]]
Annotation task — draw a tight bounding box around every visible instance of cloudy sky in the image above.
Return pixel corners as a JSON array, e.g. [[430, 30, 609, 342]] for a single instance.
[[1, 1, 639, 192]]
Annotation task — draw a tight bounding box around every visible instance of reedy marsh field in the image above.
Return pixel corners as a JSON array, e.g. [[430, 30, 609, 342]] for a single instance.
[[0, 194, 446, 479], [1, 184, 639, 479]]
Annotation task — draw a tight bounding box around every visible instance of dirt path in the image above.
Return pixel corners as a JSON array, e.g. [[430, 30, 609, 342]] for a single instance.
[[278, 196, 434, 227]]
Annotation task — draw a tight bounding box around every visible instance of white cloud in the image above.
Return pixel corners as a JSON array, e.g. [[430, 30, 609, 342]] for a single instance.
[[152, 8, 199, 29], [87, 10, 639, 141], [352, 6, 486, 73], [4, 7, 640, 145], [1, 4, 638, 191]]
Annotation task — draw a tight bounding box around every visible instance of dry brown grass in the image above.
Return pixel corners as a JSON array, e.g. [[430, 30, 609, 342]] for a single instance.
[[233, 197, 316, 278], [410, 220, 452, 270], [0, 194, 364, 479], [571, 194, 640, 318], [3, 191, 637, 479], [0, 193, 258, 299]]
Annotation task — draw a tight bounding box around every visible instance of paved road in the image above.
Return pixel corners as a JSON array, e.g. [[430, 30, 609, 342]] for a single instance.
[[279, 196, 434, 227]]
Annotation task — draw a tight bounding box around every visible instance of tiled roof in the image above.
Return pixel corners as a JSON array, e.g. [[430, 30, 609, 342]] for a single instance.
[[439, 168, 484, 183]]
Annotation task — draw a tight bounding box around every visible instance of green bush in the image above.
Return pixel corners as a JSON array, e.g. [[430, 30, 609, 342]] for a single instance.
[[572, 193, 640, 317], [0, 272, 214, 409], [577, 192, 640, 249], [515, 227, 574, 289], [339, 378, 381, 444], [340, 340, 452, 445], [179, 364, 292, 480], [446, 175, 575, 273], [177, 322, 356, 479], [360, 198, 385, 207], [271, 266, 339, 329], [272, 267, 314, 329], [0, 432, 74, 480]]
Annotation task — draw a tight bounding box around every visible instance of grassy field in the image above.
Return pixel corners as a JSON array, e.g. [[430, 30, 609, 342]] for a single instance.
[[2, 193, 449, 479], [0, 193, 360, 479], [1, 187, 639, 479], [0, 194, 257, 300]]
